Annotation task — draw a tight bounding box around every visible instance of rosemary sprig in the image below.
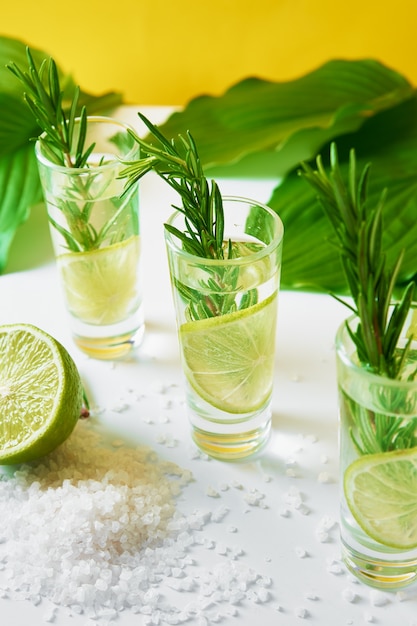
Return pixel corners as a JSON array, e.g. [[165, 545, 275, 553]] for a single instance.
[[300, 143, 415, 378], [7, 47, 131, 253], [121, 113, 256, 321], [7, 47, 94, 168], [121, 112, 227, 260], [300, 142, 417, 454]]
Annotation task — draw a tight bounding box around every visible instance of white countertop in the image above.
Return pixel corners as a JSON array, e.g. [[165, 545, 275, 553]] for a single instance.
[[1, 107, 416, 626]]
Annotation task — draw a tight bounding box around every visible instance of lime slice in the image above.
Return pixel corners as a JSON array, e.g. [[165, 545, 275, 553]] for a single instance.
[[179, 292, 277, 414], [58, 235, 140, 325], [344, 447, 417, 549], [0, 324, 83, 465]]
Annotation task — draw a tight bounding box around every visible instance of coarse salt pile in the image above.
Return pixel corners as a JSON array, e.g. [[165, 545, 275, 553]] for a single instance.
[[0, 420, 271, 624]]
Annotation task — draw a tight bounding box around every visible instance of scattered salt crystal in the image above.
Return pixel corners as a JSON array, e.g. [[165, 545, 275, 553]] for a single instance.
[[215, 543, 228, 555], [285, 468, 298, 478], [257, 576, 272, 587], [231, 481, 244, 490], [295, 546, 308, 558], [285, 457, 297, 466], [294, 606, 309, 618], [279, 508, 291, 518], [110, 402, 129, 413], [209, 613, 222, 622], [206, 486, 220, 498], [342, 588, 357, 603], [30, 593, 41, 606], [243, 489, 266, 507], [226, 606, 239, 616], [284, 487, 303, 507], [364, 612, 374, 622], [211, 506, 229, 522], [305, 591, 319, 601], [255, 588, 270, 603], [228, 526, 238, 533], [318, 515, 337, 531], [43, 606, 57, 622], [327, 560, 344, 575], [219, 483, 229, 492], [369, 590, 388, 607], [317, 472, 331, 484]]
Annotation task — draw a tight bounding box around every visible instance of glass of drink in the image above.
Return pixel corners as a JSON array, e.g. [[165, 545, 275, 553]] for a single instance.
[[336, 310, 417, 588], [35, 116, 143, 359], [165, 196, 284, 461]]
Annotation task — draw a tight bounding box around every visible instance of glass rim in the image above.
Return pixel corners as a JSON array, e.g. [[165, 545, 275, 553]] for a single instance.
[[34, 115, 138, 173], [335, 310, 417, 390], [164, 195, 284, 266]]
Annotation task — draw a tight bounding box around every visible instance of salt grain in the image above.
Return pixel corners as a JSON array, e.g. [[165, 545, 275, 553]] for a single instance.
[[294, 606, 309, 618], [295, 546, 308, 559], [342, 588, 357, 603], [369, 590, 389, 607]]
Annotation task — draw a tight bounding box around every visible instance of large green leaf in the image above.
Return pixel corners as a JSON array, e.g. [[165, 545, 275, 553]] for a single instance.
[[0, 36, 124, 272], [0, 146, 42, 272], [152, 59, 414, 178], [268, 95, 417, 294]]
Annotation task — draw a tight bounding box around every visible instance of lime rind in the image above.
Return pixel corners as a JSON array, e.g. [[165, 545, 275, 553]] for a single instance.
[[179, 292, 278, 414], [344, 447, 417, 550]]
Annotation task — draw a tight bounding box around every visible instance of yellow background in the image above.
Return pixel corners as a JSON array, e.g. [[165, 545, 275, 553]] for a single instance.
[[2, 0, 417, 105]]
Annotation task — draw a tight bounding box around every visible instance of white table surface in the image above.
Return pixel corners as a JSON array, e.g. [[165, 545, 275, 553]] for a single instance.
[[1, 107, 416, 626]]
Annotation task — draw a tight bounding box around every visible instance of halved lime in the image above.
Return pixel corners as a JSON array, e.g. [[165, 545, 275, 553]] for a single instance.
[[179, 292, 278, 414], [58, 235, 140, 325], [344, 447, 417, 550], [0, 324, 83, 465]]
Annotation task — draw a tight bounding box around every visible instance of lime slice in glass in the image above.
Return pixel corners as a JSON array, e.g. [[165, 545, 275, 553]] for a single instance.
[[0, 324, 83, 464], [58, 235, 140, 325], [179, 292, 278, 414], [344, 447, 417, 549]]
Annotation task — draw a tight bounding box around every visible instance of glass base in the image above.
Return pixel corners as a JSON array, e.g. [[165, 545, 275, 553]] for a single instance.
[[71, 309, 145, 360], [341, 538, 417, 590], [188, 391, 272, 461], [73, 326, 144, 360]]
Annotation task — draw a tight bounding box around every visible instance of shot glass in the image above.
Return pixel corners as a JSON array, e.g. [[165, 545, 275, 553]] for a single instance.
[[165, 196, 284, 461], [336, 310, 417, 588], [35, 116, 143, 359]]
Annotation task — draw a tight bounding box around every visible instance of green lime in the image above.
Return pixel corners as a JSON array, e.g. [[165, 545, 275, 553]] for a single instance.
[[344, 447, 417, 550], [58, 235, 140, 325], [0, 324, 83, 465], [179, 292, 277, 414]]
